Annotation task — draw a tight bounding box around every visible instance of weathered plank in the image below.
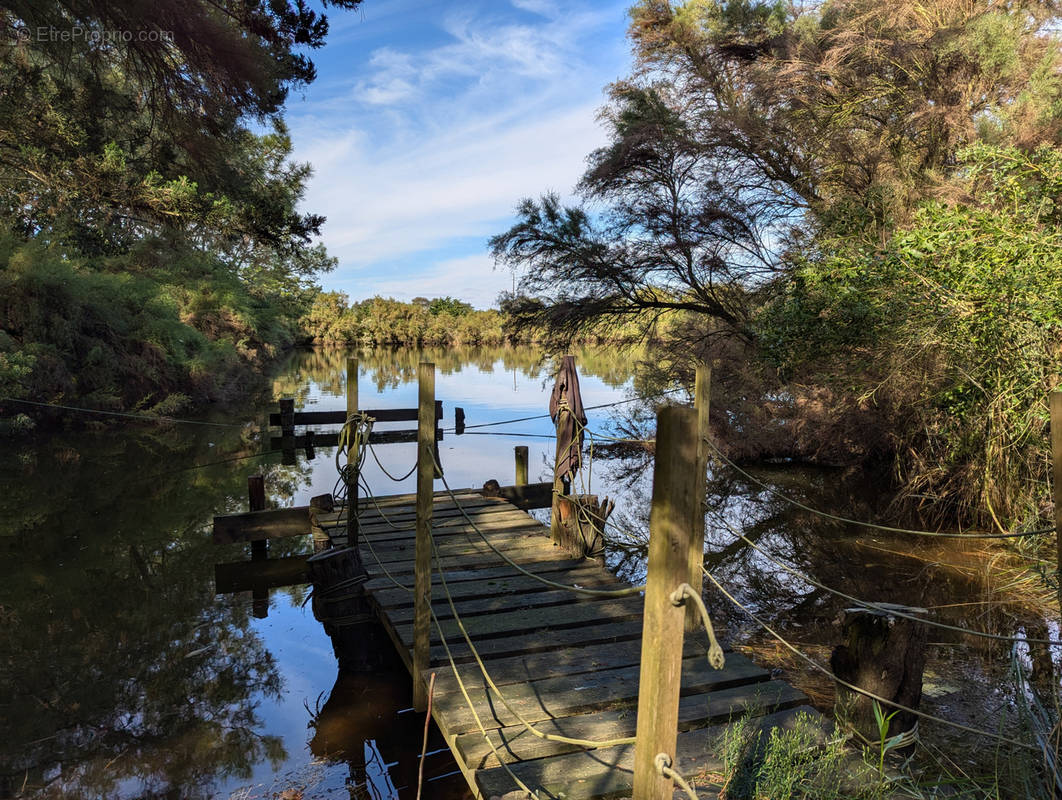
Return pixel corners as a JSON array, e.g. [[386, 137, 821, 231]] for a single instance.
[[430, 652, 769, 738], [426, 637, 717, 698], [428, 620, 648, 667], [455, 681, 807, 771], [473, 706, 821, 800]]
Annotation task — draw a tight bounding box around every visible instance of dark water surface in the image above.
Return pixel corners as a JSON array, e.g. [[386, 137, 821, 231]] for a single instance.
[[2, 346, 1056, 798]]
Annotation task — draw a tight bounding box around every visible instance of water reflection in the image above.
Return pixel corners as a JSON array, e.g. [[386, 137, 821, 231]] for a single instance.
[[5, 343, 1049, 799], [0, 420, 313, 798]]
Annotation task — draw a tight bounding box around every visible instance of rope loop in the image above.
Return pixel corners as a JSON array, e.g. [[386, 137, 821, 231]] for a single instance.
[[654, 753, 700, 800], [669, 583, 725, 669]]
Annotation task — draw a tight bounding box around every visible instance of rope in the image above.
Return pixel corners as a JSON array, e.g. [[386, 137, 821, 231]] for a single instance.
[[0, 395, 248, 428], [428, 533, 639, 749], [703, 437, 1054, 539], [712, 512, 1062, 647], [430, 449, 646, 598], [655, 753, 700, 800], [671, 583, 726, 669], [701, 565, 1040, 752], [368, 442, 418, 482], [444, 388, 685, 433]]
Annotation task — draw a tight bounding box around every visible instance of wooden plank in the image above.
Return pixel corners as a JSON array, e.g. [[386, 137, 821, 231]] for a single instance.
[[268, 427, 442, 450], [387, 586, 619, 626], [428, 637, 718, 698], [212, 491, 497, 544], [213, 507, 311, 544], [268, 406, 421, 426], [472, 706, 821, 800], [478, 481, 553, 510], [369, 565, 622, 609], [394, 598, 645, 650], [456, 681, 807, 770], [429, 620, 647, 667], [431, 652, 769, 738]]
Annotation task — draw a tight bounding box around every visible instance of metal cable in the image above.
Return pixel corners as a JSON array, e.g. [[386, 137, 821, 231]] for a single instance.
[[703, 436, 1054, 539], [701, 565, 1040, 752], [711, 511, 1062, 646]]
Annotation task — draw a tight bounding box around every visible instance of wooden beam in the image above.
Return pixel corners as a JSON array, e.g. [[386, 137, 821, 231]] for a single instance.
[[267, 401, 442, 428], [414, 361, 435, 711], [268, 428, 443, 450], [634, 405, 698, 800], [477, 481, 552, 510]]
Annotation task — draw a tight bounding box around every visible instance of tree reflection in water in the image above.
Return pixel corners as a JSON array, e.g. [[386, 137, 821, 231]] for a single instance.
[[0, 412, 311, 798]]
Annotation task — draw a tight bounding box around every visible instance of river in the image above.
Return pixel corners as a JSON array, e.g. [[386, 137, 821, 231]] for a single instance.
[[1, 345, 1056, 799]]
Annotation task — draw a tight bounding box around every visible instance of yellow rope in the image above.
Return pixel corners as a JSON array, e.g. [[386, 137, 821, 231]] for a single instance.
[[671, 583, 725, 669], [429, 535, 639, 749], [655, 752, 700, 800]]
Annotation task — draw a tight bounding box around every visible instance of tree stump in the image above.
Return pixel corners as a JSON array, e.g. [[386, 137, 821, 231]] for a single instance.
[[830, 607, 927, 745], [561, 494, 614, 564]]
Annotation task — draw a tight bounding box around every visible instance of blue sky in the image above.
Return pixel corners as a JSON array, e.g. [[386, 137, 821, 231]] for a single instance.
[[285, 0, 633, 308]]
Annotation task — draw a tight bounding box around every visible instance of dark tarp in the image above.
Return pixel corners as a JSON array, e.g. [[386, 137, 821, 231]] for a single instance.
[[549, 355, 587, 483]]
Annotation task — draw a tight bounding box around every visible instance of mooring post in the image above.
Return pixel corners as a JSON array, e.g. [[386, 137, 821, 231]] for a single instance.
[[1052, 392, 1062, 612], [413, 361, 436, 711], [346, 357, 359, 547], [279, 398, 296, 465], [634, 405, 698, 800], [515, 445, 529, 487], [686, 364, 711, 632]]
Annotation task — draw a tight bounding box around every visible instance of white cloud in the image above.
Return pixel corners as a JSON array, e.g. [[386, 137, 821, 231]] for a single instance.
[[287, 0, 630, 307]]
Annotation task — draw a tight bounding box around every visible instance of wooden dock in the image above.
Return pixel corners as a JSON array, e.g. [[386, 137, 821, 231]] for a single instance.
[[310, 487, 817, 800]]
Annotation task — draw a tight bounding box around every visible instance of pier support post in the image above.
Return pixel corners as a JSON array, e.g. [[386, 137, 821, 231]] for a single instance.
[[634, 405, 698, 800], [515, 445, 529, 487], [413, 362, 436, 712], [346, 357, 359, 548], [686, 364, 711, 632], [1052, 392, 1062, 613]]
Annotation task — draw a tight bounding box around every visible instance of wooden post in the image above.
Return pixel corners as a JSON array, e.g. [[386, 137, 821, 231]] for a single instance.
[[413, 362, 435, 711], [634, 405, 698, 800], [249, 475, 267, 562], [1052, 392, 1062, 612], [514, 445, 529, 486], [279, 398, 296, 465], [686, 364, 711, 632], [346, 357, 359, 547]]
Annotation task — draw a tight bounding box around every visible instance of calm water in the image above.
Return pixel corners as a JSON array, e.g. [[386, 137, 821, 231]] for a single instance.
[[2, 345, 1055, 798]]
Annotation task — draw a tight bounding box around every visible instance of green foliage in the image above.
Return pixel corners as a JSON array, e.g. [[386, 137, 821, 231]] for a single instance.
[[760, 145, 1062, 526], [302, 292, 513, 347], [0, 2, 350, 419], [717, 712, 888, 800]]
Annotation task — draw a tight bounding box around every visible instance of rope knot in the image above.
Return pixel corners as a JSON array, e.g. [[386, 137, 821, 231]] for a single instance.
[[670, 582, 726, 670]]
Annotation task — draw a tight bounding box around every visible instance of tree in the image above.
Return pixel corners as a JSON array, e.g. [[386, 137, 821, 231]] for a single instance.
[[491, 0, 1062, 526]]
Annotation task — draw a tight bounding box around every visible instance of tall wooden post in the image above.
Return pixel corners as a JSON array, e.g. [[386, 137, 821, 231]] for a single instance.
[[413, 362, 436, 711], [515, 445, 529, 486], [346, 357, 359, 547], [686, 364, 711, 632], [1052, 392, 1062, 612], [634, 405, 698, 800]]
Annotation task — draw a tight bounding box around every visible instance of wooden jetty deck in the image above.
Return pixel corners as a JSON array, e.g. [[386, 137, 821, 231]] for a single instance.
[[311, 487, 818, 800]]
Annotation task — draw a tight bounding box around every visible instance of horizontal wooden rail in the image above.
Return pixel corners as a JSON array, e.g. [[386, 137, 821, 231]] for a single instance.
[[268, 401, 442, 428], [269, 428, 443, 450], [212, 482, 554, 544]]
